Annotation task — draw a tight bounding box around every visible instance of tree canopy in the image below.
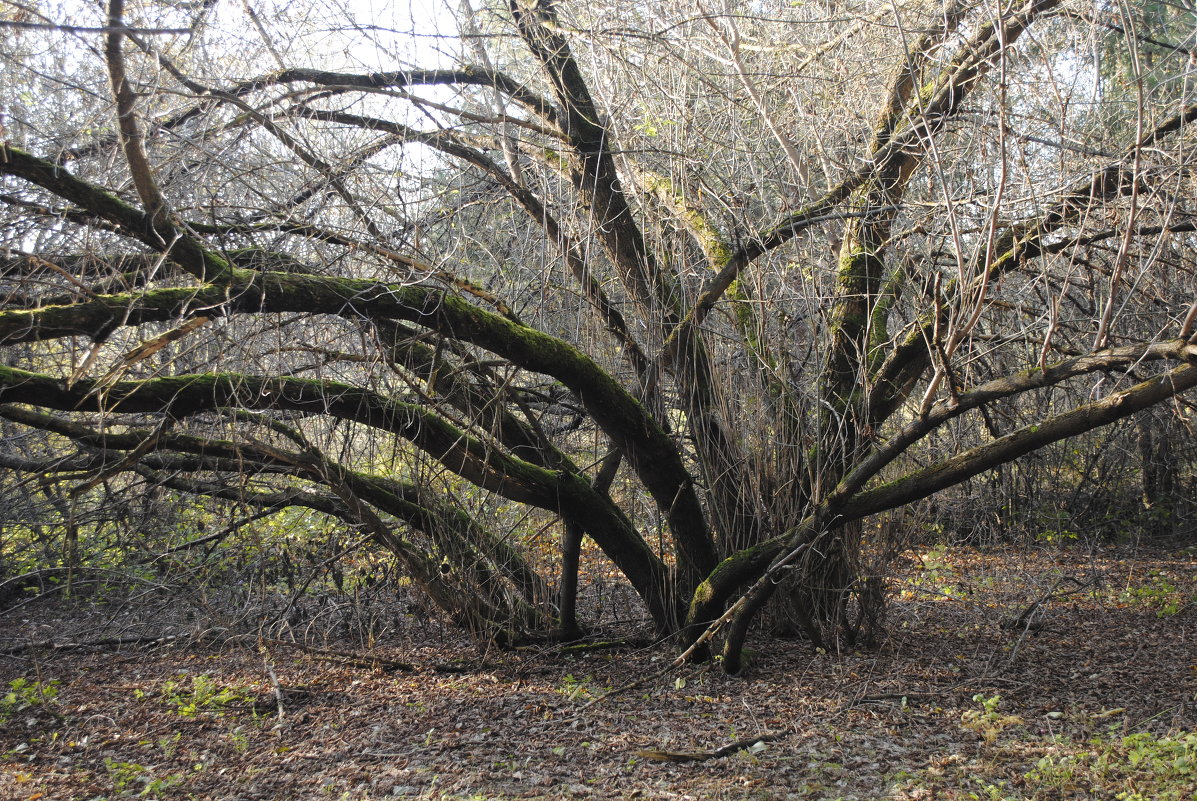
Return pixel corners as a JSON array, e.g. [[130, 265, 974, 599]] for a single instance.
[[2, 0, 1195, 669]]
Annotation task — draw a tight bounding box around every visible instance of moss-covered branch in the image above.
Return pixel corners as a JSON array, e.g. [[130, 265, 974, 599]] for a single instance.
[[844, 362, 1197, 521], [837, 341, 1197, 501], [0, 147, 234, 283], [0, 270, 716, 581], [867, 101, 1197, 423], [0, 362, 678, 625], [688, 352, 1197, 650], [1, 402, 552, 625]]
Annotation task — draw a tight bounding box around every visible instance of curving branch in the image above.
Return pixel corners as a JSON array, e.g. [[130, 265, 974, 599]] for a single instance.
[[104, 0, 168, 224], [1, 402, 550, 626], [291, 106, 652, 381], [0, 357, 680, 625], [867, 100, 1197, 424], [60, 63, 563, 165], [0, 147, 234, 284], [0, 260, 717, 584], [686, 344, 1197, 645]]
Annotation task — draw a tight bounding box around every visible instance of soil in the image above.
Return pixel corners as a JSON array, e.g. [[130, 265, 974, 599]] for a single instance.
[[1, 545, 1194, 800]]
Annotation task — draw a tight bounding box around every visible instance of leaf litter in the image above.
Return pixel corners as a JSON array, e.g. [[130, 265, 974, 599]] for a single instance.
[[0, 545, 1193, 800]]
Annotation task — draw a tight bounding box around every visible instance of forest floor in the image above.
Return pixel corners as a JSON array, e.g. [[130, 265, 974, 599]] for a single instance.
[[1, 543, 1195, 801]]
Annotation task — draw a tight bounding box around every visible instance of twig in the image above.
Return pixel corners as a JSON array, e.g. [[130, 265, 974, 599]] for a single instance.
[[576, 651, 689, 708], [1000, 575, 1097, 632], [992, 576, 1097, 672], [261, 638, 476, 674], [635, 730, 789, 763], [843, 690, 944, 708], [2, 633, 182, 656], [266, 662, 285, 721], [261, 638, 415, 672]]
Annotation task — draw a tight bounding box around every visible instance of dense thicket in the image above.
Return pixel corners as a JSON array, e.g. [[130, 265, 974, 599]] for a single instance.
[[1, 0, 1195, 668]]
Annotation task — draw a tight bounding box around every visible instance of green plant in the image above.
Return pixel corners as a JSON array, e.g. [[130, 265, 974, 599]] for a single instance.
[[1020, 730, 1197, 800], [1034, 508, 1079, 544], [104, 758, 184, 797], [0, 677, 60, 723], [967, 783, 1018, 801], [228, 726, 250, 754], [558, 673, 604, 701], [961, 694, 1023, 744], [1118, 571, 1194, 617], [909, 544, 965, 597], [105, 758, 149, 794], [158, 731, 182, 758], [161, 673, 250, 717]]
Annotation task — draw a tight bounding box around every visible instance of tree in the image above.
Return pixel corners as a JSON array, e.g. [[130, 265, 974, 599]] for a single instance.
[[1, 0, 1195, 670]]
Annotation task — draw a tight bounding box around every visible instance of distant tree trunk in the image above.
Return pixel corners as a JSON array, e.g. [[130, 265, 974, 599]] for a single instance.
[[1137, 411, 1176, 536]]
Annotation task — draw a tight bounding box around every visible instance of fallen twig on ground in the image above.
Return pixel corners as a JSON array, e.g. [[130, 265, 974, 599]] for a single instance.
[[634, 730, 790, 763]]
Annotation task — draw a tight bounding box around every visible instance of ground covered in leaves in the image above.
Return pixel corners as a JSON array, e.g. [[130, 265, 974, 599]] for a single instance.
[[2, 544, 1195, 800]]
